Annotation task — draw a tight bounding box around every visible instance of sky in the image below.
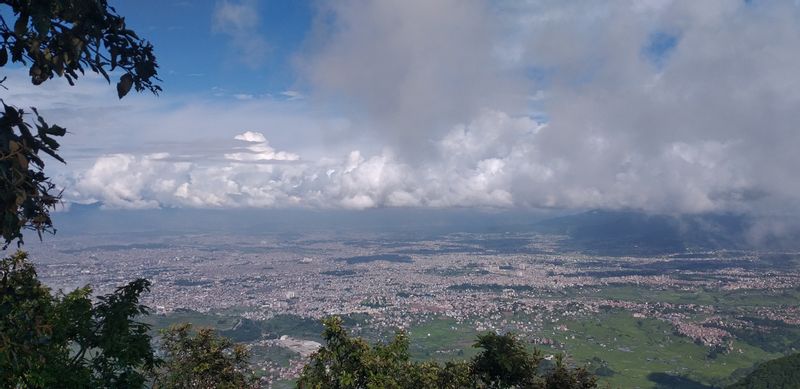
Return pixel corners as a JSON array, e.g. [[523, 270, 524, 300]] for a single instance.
[[4, 0, 800, 216]]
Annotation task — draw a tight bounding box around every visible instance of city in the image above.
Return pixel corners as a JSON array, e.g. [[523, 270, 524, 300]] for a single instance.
[[26, 229, 800, 387]]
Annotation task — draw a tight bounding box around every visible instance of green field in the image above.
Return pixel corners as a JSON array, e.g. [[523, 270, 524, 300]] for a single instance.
[[545, 311, 779, 388], [396, 310, 786, 388], [143, 283, 800, 388], [408, 318, 482, 361], [142, 308, 241, 332], [399, 284, 800, 388]]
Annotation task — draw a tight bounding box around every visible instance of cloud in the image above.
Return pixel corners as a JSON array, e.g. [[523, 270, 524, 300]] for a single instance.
[[212, 0, 269, 68], [61, 111, 571, 210], [290, 0, 800, 214], [71, 153, 190, 209], [66, 111, 534, 209], [12, 1, 800, 217], [496, 1, 800, 214], [297, 0, 526, 153], [280, 90, 304, 101], [234, 131, 267, 143], [226, 131, 300, 161]]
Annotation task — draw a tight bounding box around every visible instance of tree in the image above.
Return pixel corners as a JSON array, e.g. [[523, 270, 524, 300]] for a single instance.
[[0, 250, 157, 388], [471, 332, 542, 388], [0, 0, 160, 247], [299, 317, 598, 389], [540, 354, 597, 389], [436, 361, 476, 389], [471, 333, 598, 389], [727, 352, 800, 389], [152, 323, 257, 389], [0, 2, 161, 382], [298, 316, 421, 388]]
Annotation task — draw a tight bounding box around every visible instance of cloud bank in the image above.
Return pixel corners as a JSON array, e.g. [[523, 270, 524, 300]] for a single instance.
[[16, 1, 800, 216]]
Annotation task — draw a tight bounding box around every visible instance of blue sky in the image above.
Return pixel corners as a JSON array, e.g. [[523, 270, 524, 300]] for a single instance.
[[112, 0, 313, 97], [4, 0, 800, 219]]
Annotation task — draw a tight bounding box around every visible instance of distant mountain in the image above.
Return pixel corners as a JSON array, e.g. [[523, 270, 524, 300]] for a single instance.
[[534, 209, 756, 255], [49, 203, 557, 237], [727, 352, 800, 389], [47, 204, 799, 255]]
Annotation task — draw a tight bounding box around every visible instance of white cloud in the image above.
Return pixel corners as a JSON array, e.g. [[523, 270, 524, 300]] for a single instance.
[[72, 153, 191, 209], [11, 1, 800, 217], [281, 90, 304, 101], [212, 0, 269, 68], [226, 131, 300, 161], [64, 111, 550, 210], [298, 0, 526, 153], [234, 131, 267, 143]]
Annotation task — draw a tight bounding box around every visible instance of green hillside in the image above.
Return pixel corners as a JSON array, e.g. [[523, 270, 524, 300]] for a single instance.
[[728, 352, 800, 389]]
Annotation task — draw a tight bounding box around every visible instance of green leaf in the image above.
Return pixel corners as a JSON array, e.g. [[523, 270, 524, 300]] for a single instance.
[[33, 14, 50, 36], [42, 136, 60, 150], [14, 14, 28, 36], [45, 125, 66, 137], [116, 73, 133, 99]]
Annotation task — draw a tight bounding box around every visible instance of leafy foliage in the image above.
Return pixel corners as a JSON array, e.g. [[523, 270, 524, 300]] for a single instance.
[[153, 323, 257, 389], [299, 316, 598, 389], [0, 0, 161, 92], [0, 250, 157, 388], [539, 354, 598, 389], [0, 101, 64, 247], [0, 0, 160, 247], [471, 332, 542, 387], [298, 316, 444, 388]]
